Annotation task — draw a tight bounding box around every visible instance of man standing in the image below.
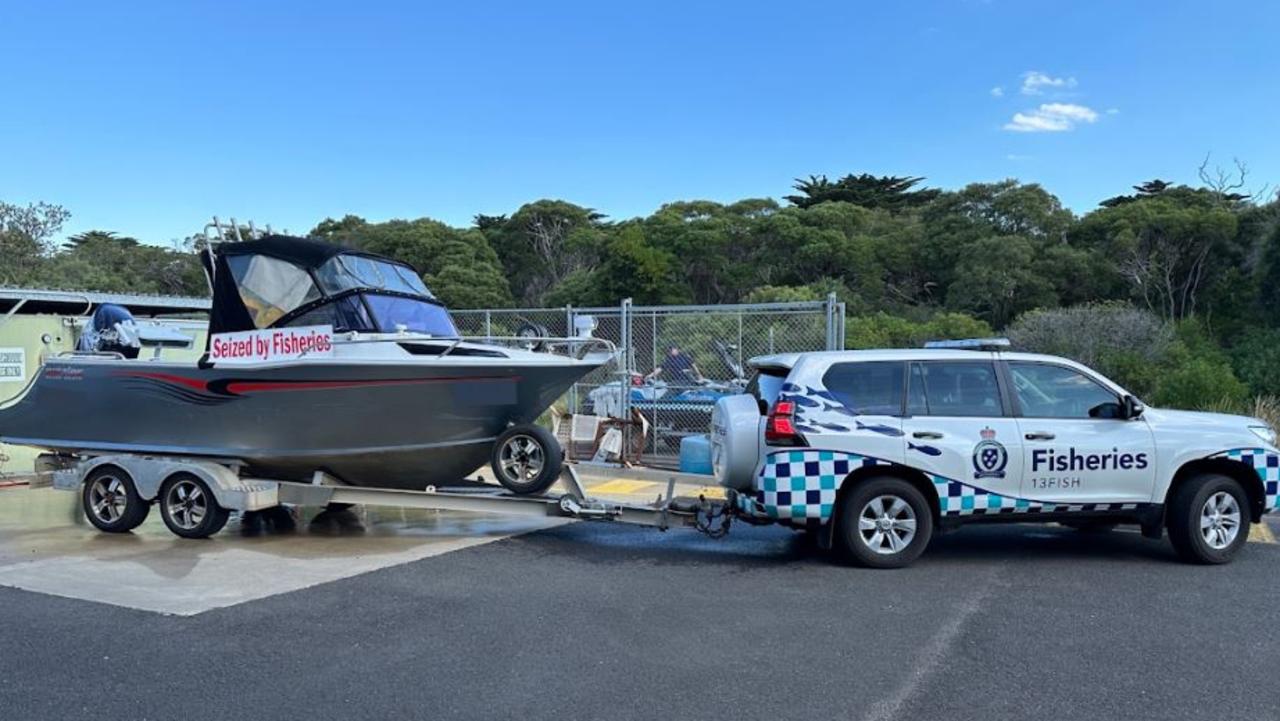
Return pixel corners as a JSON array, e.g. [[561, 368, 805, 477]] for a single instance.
[[645, 344, 704, 385]]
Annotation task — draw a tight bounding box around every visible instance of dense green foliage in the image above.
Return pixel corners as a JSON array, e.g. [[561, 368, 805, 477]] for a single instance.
[[3, 170, 1278, 411]]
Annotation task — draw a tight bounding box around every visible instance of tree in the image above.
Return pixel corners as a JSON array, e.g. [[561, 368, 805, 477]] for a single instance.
[[845, 311, 992, 349], [64, 230, 139, 249], [593, 225, 684, 304], [482, 200, 606, 305], [923, 180, 1074, 241], [316, 217, 513, 308], [309, 215, 368, 240], [39, 238, 206, 296], [1257, 221, 1280, 326], [1008, 303, 1174, 370], [0, 201, 71, 285], [644, 199, 780, 304], [786, 173, 939, 213], [426, 231, 517, 308], [1075, 196, 1238, 320], [1099, 179, 1176, 207], [1229, 328, 1280, 397], [945, 235, 1057, 327]]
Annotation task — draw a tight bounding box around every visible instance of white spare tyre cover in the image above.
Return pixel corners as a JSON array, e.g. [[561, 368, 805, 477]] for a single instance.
[[712, 394, 763, 491]]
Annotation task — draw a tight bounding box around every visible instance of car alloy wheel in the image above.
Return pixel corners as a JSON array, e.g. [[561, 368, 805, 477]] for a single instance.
[[1199, 491, 1242, 550], [857, 494, 918, 555]]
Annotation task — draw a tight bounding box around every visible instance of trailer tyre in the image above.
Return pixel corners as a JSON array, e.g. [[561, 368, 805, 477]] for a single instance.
[[836, 476, 932, 569], [82, 466, 150, 533], [491, 424, 563, 495], [158, 474, 230, 539]]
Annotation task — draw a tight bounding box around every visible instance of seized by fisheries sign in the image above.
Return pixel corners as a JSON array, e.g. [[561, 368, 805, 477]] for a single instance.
[[209, 325, 334, 364], [0, 347, 24, 383]]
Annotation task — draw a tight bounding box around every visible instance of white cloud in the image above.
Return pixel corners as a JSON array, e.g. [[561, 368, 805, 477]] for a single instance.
[[1003, 103, 1100, 132], [990, 86, 1004, 97], [1005, 153, 1034, 161], [1021, 71, 1077, 95]]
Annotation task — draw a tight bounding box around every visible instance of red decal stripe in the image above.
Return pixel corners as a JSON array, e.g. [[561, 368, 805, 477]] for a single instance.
[[114, 371, 210, 392], [225, 375, 519, 394]]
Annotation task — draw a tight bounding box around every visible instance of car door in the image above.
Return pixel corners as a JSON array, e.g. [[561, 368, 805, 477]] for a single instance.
[[1006, 361, 1156, 504], [900, 360, 1025, 513]]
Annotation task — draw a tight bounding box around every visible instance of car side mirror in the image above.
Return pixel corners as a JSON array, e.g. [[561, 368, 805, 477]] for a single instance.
[[1089, 402, 1124, 419], [1122, 395, 1144, 420]]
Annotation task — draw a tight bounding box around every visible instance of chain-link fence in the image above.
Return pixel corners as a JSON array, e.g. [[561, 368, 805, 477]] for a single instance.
[[452, 296, 844, 470]]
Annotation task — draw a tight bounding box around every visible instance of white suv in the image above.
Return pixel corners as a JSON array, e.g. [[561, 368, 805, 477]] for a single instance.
[[710, 340, 1279, 568]]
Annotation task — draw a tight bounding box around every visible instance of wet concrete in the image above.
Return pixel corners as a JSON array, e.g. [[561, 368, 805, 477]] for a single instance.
[[0, 486, 567, 615]]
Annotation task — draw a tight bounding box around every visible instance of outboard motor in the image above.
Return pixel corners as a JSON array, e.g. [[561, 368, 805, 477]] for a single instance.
[[77, 304, 142, 359]]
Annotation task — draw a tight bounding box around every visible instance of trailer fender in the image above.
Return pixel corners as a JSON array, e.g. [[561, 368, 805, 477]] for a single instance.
[[53, 455, 278, 512]]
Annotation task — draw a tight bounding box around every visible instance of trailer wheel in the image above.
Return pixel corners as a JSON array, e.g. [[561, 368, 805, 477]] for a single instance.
[[491, 424, 563, 495], [82, 465, 150, 533], [158, 474, 230, 539]]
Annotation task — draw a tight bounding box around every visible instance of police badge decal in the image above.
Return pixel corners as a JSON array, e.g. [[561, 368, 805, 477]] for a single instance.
[[972, 426, 1008, 480]]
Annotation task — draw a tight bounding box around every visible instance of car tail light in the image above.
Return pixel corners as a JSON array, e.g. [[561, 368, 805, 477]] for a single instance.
[[765, 400, 807, 446]]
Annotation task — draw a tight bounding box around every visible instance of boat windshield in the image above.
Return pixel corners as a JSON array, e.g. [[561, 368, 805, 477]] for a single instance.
[[315, 255, 434, 298], [283, 293, 459, 337], [362, 294, 458, 336]]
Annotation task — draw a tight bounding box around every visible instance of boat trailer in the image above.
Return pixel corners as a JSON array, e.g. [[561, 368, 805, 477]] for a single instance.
[[33, 453, 741, 540]]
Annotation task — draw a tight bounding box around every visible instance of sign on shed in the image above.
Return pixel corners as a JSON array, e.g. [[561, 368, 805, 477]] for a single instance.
[[0, 348, 25, 383]]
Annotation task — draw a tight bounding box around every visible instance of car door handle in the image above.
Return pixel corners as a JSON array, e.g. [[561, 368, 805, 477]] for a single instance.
[[912, 431, 944, 440], [1025, 431, 1056, 441]]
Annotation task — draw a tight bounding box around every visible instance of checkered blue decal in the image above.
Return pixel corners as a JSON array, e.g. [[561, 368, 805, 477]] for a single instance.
[[757, 450, 888, 520], [931, 477, 1137, 516], [1214, 448, 1280, 510], [757, 450, 1143, 523]]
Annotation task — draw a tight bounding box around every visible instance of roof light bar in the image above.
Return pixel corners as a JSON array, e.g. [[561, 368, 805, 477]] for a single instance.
[[923, 337, 1011, 351]]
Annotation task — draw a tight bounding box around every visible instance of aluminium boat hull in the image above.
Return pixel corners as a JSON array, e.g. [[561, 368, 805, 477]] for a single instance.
[[0, 358, 592, 490]]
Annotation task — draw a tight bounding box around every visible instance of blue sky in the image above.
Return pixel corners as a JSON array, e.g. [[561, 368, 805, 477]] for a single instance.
[[2, 1, 1277, 245]]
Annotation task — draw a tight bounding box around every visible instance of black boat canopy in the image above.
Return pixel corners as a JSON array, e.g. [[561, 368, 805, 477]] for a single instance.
[[215, 234, 352, 270], [205, 234, 450, 338]]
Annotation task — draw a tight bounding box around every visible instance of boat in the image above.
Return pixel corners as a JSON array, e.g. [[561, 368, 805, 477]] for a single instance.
[[0, 222, 606, 493]]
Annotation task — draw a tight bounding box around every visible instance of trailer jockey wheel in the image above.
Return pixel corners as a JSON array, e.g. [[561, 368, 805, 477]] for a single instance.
[[491, 424, 563, 495]]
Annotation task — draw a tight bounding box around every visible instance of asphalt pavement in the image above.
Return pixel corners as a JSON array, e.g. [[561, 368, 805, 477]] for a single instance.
[[2, 516, 1278, 721]]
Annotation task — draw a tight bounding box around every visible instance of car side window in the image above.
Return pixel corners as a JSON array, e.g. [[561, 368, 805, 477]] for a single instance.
[[821, 361, 904, 415], [1008, 362, 1119, 419], [911, 361, 1003, 417]]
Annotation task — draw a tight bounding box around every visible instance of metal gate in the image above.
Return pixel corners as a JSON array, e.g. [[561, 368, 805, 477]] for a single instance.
[[452, 295, 844, 469]]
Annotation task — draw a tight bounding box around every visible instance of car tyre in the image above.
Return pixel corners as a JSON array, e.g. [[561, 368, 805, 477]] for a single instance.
[[491, 424, 563, 495], [836, 476, 933, 569], [158, 474, 230, 539], [1166, 473, 1250, 564], [82, 465, 150, 533]]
